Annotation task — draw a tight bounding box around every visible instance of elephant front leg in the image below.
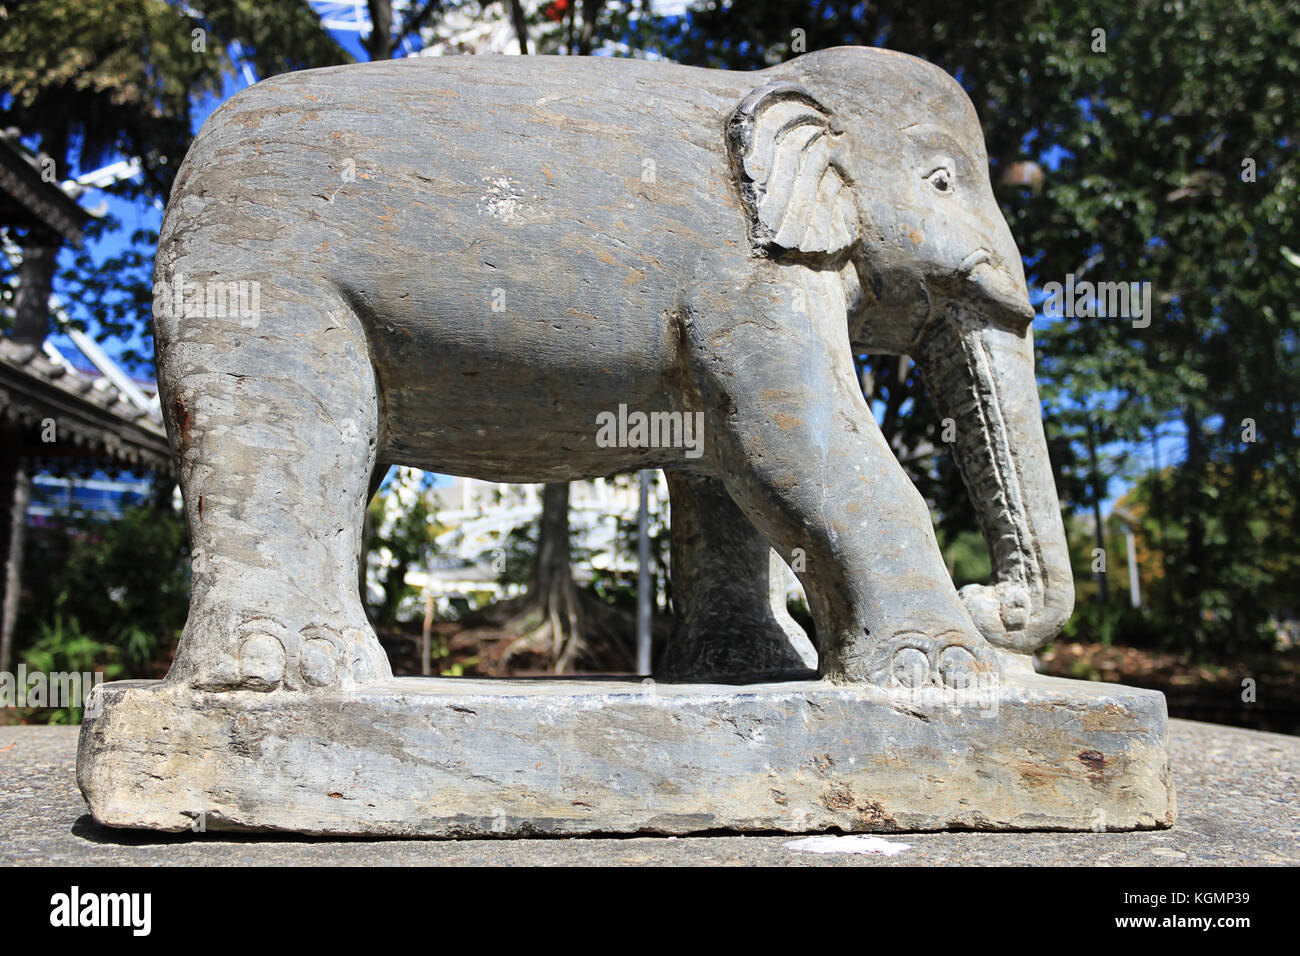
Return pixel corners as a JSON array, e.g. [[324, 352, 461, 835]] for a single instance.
[[685, 270, 999, 690], [158, 291, 392, 692], [657, 472, 816, 682]]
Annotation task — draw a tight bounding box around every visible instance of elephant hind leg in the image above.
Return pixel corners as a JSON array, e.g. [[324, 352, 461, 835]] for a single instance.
[[160, 290, 390, 691], [657, 472, 815, 681]]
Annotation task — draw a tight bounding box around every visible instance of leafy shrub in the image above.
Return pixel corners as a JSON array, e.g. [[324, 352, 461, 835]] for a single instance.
[[15, 498, 189, 721], [18, 614, 124, 724]]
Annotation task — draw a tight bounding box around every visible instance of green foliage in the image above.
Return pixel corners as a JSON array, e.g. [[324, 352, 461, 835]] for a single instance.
[[424, 631, 477, 677], [1, 0, 216, 196], [483, 517, 540, 588], [1123, 462, 1299, 651], [478, 513, 610, 591], [0, 0, 353, 366], [367, 477, 440, 628], [23, 614, 118, 675], [596, 499, 669, 608], [0, 0, 350, 196], [1061, 602, 1162, 650], [786, 594, 815, 639], [188, 0, 354, 78], [14, 498, 188, 722], [55, 215, 159, 371], [472, 477, 666, 610], [19, 499, 190, 666], [19, 614, 123, 723], [939, 529, 993, 591]]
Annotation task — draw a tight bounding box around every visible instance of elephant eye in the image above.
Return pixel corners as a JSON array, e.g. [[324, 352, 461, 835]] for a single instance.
[[925, 166, 954, 193]]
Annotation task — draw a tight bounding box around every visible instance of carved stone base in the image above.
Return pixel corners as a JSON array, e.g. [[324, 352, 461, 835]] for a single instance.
[[77, 670, 1174, 836]]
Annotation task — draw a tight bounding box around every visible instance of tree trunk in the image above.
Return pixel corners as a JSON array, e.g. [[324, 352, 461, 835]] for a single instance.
[[508, 0, 530, 54], [528, 482, 584, 672], [1148, 425, 1163, 555], [577, 0, 604, 55], [494, 482, 585, 672], [469, 482, 641, 676], [0, 428, 30, 677], [421, 592, 434, 676], [1181, 406, 1207, 639], [12, 243, 59, 345], [366, 0, 394, 60], [13, 111, 70, 346]]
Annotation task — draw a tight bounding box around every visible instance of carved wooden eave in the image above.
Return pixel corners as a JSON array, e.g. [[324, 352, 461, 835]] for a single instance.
[[0, 338, 171, 474], [0, 136, 90, 247]]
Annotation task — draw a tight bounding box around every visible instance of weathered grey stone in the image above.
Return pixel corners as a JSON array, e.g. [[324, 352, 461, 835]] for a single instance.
[[150, 47, 1072, 693], [84, 48, 1171, 838], [78, 671, 1174, 837], [15, 719, 1296, 865]]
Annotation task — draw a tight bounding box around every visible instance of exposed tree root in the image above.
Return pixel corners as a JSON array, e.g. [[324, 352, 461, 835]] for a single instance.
[[434, 483, 673, 675], [461, 589, 654, 675]]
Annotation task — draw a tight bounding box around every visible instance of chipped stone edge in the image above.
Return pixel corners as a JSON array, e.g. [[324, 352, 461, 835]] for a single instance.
[[77, 674, 1175, 838]]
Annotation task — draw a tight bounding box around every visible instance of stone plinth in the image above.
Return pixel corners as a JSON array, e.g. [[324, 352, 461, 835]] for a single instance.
[[77, 671, 1173, 837]]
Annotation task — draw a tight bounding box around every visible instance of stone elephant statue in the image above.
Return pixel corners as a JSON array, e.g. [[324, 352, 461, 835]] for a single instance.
[[154, 46, 1073, 693]]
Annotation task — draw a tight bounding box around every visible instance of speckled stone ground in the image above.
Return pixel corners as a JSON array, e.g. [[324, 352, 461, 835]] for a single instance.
[[1, 718, 1294, 866]]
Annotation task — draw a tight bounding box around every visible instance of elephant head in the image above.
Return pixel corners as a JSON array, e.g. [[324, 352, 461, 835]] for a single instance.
[[726, 48, 1073, 654]]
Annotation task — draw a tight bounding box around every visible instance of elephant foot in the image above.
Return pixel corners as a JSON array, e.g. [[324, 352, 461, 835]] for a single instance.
[[838, 627, 1002, 693], [657, 618, 814, 683], [173, 615, 392, 693]]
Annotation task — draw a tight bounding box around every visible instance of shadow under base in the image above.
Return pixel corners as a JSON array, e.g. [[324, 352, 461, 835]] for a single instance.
[[77, 669, 1174, 837]]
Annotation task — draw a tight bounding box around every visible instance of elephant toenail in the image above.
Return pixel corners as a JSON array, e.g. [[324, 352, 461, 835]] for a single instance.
[[300, 638, 339, 687], [937, 645, 978, 689], [238, 633, 286, 688], [343, 628, 380, 682], [892, 648, 929, 688]]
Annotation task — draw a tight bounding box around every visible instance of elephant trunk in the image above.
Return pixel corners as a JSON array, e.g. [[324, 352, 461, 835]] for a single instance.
[[917, 306, 1074, 654]]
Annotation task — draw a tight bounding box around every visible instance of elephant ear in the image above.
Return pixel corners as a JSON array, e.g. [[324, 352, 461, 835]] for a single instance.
[[727, 82, 859, 257]]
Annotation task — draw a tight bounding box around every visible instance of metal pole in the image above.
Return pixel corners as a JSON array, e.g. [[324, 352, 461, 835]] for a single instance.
[[636, 470, 652, 676], [421, 590, 434, 676], [1125, 527, 1142, 608]]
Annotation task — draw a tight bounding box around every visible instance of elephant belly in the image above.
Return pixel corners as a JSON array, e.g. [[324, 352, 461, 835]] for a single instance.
[[363, 280, 697, 482]]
